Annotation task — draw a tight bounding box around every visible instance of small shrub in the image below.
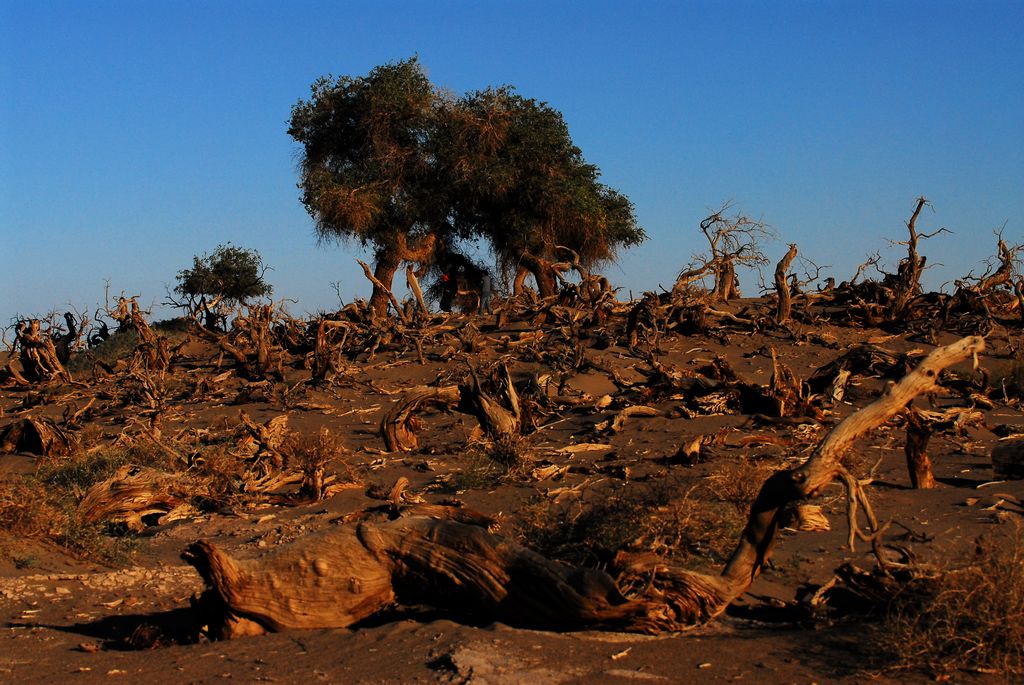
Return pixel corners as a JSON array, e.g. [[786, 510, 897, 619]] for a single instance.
[[486, 434, 531, 476], [879, 523, 1024, 677], [66, 330, 139, 373], [36, 446, 141, 497], [513, 479, 743, 569], [284, 427, 357, 499], [0, 476, 62, 538], [0, 446, 160, 563]]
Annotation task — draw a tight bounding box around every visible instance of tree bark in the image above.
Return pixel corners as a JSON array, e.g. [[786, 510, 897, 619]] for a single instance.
[[364, 255, 405, 322], [904, 408, 936, 489], [520, 252, 558, 298]]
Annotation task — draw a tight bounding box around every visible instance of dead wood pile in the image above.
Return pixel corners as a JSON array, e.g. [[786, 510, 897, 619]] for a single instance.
[[182, 337, 984, 638]]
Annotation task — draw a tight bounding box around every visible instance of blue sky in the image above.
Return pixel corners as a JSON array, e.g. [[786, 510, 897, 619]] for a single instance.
[[2, 1, 1022, 322]]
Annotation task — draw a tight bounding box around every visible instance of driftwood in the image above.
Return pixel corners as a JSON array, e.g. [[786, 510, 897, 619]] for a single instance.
[[79, 465, 198, 532], [183, 336, 984, 638], [380, 386, 462, 452], [379, 364, 522, 452]]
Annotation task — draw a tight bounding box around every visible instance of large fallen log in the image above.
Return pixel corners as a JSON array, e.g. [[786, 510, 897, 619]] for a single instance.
[[183, 336, 984, 638]]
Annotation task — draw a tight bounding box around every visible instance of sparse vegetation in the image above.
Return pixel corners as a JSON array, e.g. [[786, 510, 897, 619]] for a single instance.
[[878, 524, 1024, 677]]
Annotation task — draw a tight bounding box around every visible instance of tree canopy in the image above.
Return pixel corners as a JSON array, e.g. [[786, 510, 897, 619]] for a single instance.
[[174, 244, 272, 327], [441, 87, 646, 296], [289, 58, 644, 314]]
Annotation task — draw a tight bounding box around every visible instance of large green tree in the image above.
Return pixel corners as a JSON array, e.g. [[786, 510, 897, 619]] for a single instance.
[[441, 87, 645, 297], [290, 60, 644, 313], [288, 58, 444, 317]]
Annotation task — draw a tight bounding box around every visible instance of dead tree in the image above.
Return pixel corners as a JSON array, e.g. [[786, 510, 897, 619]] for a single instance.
[[774, 244, 798, 323], [903, 407, 936, 489], [379, 364, 522, 452], [888, 197, 949, 319], [51, 312, 83, 364], [183, 336, 984, 638], [14, 319, 72, 383], [685, 204, 774, 302]]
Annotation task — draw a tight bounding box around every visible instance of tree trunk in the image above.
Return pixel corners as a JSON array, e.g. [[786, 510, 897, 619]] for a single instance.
[[520, 252, 558, 298], [774, 244, 798, 323], [713, 259, 738, 301], [367, 252, 403, 320], [904, 408, 936, 489]]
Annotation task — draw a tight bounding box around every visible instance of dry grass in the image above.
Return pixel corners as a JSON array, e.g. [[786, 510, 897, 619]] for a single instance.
[[485, 434, 532, 476], [0, 447, 145, 564], [284, 427, 358, 499], [703, 453, 782, 513], [878, 522, 1024, 677], [0, 477, 63, 539], [513, 478, 745, 570]]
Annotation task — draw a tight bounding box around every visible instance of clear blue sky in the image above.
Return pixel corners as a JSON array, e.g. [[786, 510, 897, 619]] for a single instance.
[[2, 1, 1022, 323]]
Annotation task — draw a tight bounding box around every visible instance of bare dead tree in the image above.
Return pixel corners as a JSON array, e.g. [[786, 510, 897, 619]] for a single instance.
[[774, 244, 798, 323], [962, 229, 1023, 297], [676, 203, 775, 301], [12, 319, 72, 384], [848, 252, 882, 287], [888, 197, 950, 318]]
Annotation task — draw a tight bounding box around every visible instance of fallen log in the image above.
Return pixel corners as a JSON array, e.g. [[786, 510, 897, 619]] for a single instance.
[[79, 465, 199, 532], [0, 417, 78, 457], [183, 336, 984, 638]]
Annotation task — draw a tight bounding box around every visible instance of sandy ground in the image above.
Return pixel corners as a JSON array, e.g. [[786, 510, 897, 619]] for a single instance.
[[1, 307, 1021, 684]]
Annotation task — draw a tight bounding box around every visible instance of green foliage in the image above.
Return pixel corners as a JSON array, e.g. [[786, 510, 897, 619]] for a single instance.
[[174, 244, 272, 306], [289, 58, 644, 304], [288, 57, 442, 252], [442, 87, 645, 274]]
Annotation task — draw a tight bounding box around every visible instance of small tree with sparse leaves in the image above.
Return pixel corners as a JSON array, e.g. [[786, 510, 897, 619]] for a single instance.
[[172, 244, 272, 329]]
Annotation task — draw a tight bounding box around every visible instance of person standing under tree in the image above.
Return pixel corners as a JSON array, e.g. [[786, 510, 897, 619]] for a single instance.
[[479, 273, 493, 314]]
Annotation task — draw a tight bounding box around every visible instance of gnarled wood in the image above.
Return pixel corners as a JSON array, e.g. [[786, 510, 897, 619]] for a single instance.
[[79, 465, 198, 532], [718, 335, 984, 605], [380, 385, 462, 452]]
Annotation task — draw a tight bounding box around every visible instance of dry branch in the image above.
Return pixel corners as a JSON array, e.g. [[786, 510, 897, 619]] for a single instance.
[[358, 259, 409, 324]]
